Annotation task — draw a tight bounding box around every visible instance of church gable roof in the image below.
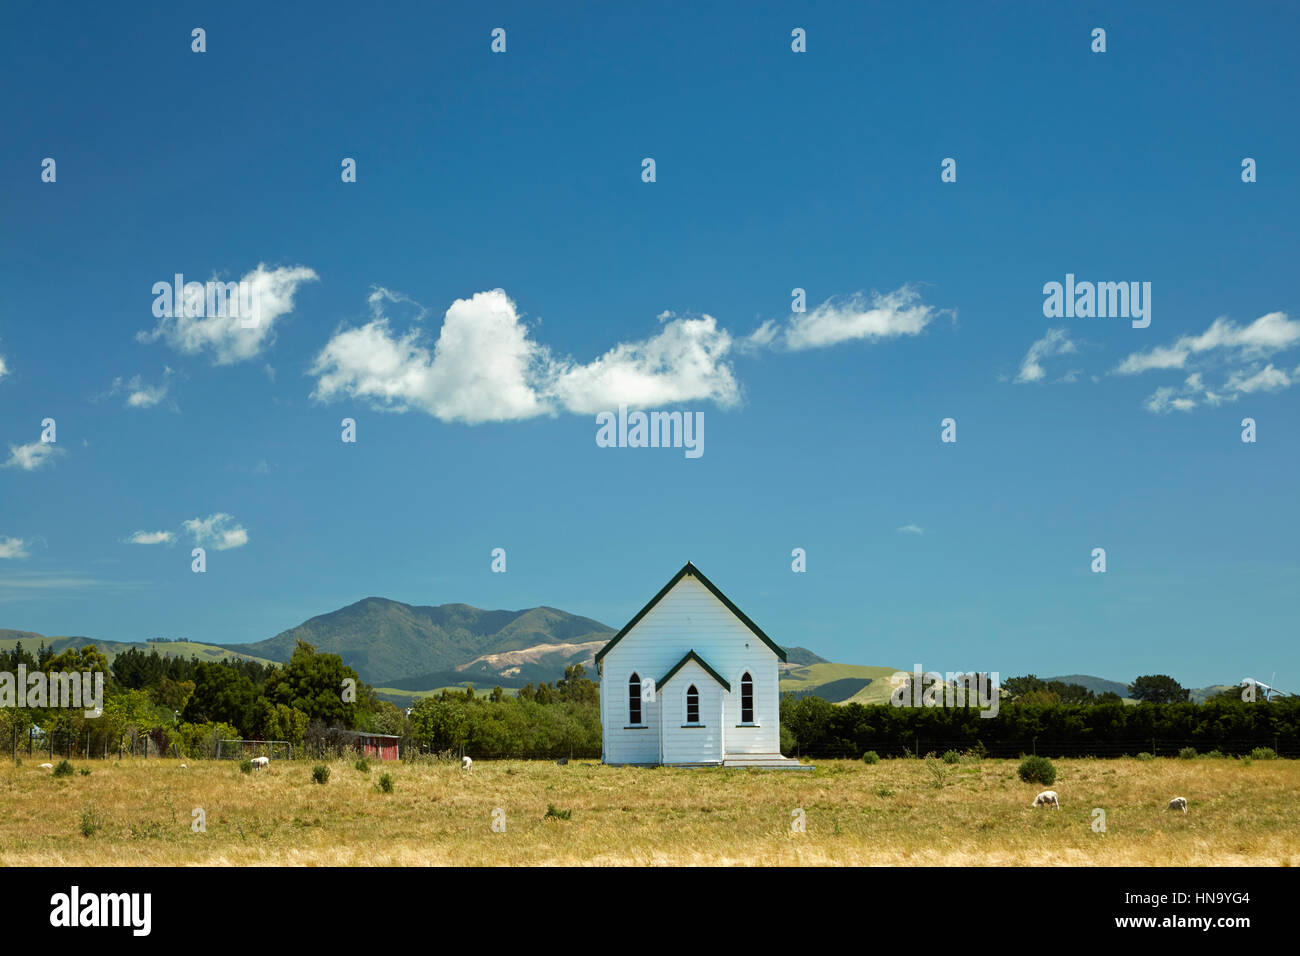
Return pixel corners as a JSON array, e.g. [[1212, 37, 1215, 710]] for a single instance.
[[593, 561, 787, 664], [658, 650, 730, 692]]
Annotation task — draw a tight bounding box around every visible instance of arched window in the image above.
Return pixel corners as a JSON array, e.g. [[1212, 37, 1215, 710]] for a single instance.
[[741, 672, 754, 723], [628, 673, 642, 724], [686, 684, 699, 724]]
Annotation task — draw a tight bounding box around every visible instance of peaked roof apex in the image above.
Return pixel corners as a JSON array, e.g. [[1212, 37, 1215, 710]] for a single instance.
[[594, 562, 787, 664]]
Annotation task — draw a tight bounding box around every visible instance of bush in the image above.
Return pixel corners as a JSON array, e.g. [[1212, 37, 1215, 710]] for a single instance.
[[545, 804, 572, 821], [1205, 749, 1226, 759], [52, 760, 74, 778], [1250, 747, 1278, 760], [1017, 755, 1057, 785], [861, 751, 880, 765], [79, 767, 91, 776], [239, 759, 253, 774], [941, 750, 961, 765], [1178, 747, 1198, 760], [354, 757, 370, 773], [312, 764, 330, 785], [376, 773, 394, 793], [1136, 752, 1155, 761], [79, 809, 103, 838]]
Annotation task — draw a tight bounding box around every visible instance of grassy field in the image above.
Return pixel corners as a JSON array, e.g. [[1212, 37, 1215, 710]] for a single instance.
[[1, 755, 1296, 866]]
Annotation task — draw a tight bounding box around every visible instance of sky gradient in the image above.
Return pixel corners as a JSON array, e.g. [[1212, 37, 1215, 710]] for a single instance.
[[1, 2, 1297, 690]]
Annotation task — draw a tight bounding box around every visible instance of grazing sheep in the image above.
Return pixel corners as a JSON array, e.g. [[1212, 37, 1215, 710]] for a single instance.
[[1168, 796, 1188, 813], [179, 763, 187, 769], [38, 763, 53, 770], [1031, 790, 1060, 809], [461, 756, 473, 771], [250, 756, 270, 770]]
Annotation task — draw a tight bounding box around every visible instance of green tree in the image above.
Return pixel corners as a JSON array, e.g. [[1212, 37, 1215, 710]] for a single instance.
[[261, 640, 361, 727], [1129, 674, 1189, 704]]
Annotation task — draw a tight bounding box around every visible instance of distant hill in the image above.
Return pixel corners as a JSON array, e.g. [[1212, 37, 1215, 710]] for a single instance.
[[218, 598, 615, 686], [0, 632, 277, 667]]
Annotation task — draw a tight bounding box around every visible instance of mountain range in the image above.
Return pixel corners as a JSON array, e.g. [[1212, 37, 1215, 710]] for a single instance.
[[2, 597, 1242, 705]]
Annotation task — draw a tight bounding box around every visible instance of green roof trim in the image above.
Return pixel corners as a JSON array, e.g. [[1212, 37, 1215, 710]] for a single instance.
[[658, 650, 730, 692], [593, 562, 788, 664]]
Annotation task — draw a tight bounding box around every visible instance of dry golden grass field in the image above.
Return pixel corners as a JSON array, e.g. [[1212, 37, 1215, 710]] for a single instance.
[[1, 755, 1297, 866]]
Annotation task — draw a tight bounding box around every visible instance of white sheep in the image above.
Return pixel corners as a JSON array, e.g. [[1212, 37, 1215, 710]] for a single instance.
[[38, 762, 53, 770], [1031, 789, 1060, 809], [461, 756, 473, 771], [250, 756, 270, 770], [1167, 796, 1188, 813]]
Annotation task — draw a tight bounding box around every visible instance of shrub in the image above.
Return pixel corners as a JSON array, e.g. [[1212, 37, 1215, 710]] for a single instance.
[[239, 759, 253, 774], [1178, 747, 1198, 760], [941, 750, 961, 765], [1205, 749, 1226, 759], [545, 804, 572, 821], [79, 767, 91, 776], [924, 756, 948, 788], [312, 764, 330, 785], [354, 757, 370, 773], [376, 773, 394, 793], [1250, 747, 1278, 760], [861, 751, 880, 765], [1017, 755, 1057, 785], [52, 760, 74, 778], [1136, 752, 1155, 761], [79, 809, 103, 838]]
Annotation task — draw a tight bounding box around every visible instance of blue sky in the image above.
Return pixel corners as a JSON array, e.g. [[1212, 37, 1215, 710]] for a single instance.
[[1, 2, 1297, 689]]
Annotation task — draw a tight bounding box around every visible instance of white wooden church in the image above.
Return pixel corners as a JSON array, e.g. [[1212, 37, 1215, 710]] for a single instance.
[[595, 562, 804, 768]]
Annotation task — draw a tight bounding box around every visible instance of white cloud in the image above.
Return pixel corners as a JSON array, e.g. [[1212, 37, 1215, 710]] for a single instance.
[[182, 513, 249, 550], [897, 524, 925, 535], [1116, 311, 1300, 375], [108, 367, 176, 409], [310, 289, 741, 423], [126, 530, 175, 545], [549, 313, 739, 413], [3, 442, 64, 471], [1117, 312, 1300, 414], [0, 537, 30, 559], [0, 352, 8, 381], [1014, 328, 1078, 384], [775, 286, 941, 351], [1224, 363, 1292, 394], [1145, 386, 1198, 415], [138, 263, 318, 365]]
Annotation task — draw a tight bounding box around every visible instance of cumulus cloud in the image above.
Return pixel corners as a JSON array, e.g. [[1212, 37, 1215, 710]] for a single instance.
[[0, 537, 30, 559], [3, 442, 64, 471], [126, 530, 175, 545], [1014, 328, 1079, 384], [182, 513, 249, 550], [897, 524, 925, 535], [0, 352, 8, 381], [138, 263, 318, 365], [310, 289, 741, 423], [762, 286, 942, 351]]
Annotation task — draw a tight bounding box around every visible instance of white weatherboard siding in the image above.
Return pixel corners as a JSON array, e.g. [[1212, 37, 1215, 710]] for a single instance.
[[659, 659, 724, 764], [599, 566, 787, 765]]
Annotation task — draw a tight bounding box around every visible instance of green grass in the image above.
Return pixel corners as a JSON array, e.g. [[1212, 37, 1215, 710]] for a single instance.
[[779, 663, 902, 704]]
